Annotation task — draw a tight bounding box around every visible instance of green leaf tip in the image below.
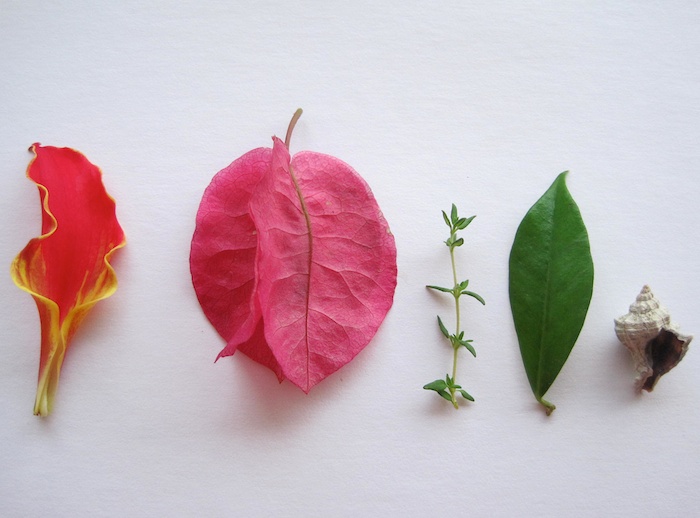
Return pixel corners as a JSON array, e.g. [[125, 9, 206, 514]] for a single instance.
[[509, 172, 593, 414]]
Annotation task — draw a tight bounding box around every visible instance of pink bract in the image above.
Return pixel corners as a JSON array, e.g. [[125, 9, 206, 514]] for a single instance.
[[190, 119, 396, 393]]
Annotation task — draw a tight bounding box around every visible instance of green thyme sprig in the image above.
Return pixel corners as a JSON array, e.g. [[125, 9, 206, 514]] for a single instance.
[[424, 204, 485, 409]]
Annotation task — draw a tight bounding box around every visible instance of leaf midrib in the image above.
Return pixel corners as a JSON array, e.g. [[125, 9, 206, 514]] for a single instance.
[[287, 163, 313, 390], [536, 246, 553, 398], [535, 187, 562, 399]]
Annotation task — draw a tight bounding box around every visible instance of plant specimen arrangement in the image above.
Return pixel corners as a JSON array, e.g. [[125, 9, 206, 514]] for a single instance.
[[424, 204, 485, 408], [509, 172, 593, 415]]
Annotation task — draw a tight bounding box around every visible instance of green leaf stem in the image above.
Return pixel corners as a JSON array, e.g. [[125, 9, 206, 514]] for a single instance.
[[508, 172, 593, 415]]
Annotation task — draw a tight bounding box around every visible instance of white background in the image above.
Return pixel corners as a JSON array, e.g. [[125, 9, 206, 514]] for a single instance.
[[1, 2, 699, 517]]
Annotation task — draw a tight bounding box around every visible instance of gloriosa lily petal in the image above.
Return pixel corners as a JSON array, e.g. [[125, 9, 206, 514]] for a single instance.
[[11, 144, 125, 416]]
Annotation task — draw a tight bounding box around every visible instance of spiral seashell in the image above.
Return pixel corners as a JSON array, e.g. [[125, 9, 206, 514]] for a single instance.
[[615, 285, 692, 392]]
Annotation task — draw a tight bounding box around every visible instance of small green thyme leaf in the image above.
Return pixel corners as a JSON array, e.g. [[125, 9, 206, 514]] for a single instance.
[[460, 340, 476, 357], [437, 316, 450, 338], [423, 379, 448, 391], [459, 389, 474, 402], [427, 285, 452, 293], [458, 215, 476, 229], [442, 210, 451, 228], [450, 204, 458, 225], [462, 290, 485, 305], [437, 390, 453, 402]]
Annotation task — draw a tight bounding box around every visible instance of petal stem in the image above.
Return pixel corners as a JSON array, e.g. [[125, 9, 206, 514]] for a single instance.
[[34, 337, 66, 416]]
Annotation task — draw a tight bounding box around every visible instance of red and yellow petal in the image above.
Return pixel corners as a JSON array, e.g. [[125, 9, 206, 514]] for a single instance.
[[11, 144, 125, 416]]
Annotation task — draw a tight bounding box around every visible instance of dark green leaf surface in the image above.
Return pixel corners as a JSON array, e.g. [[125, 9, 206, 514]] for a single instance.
[[442, 211, 451, 227], [508, 172, 593, 413], [462, 290, 485, 305], [437, 316, 450, 338], [426, 285, 452, 293], [423, 379, 448, 391], [437, 390, 452, 402], [459, 389, 474, 402], [460, 339, 476, 357]]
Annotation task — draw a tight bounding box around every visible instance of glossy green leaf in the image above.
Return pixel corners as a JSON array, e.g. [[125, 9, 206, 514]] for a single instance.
[[508, 172, 593, 415]]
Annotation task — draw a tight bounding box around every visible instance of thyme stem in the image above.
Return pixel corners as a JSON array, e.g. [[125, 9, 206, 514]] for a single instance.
[[423, 204, 483, 409], [450, 237, 461, 408]]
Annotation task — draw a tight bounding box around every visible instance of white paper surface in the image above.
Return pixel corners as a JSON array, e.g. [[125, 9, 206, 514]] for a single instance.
[[1, 2, 699, 516]]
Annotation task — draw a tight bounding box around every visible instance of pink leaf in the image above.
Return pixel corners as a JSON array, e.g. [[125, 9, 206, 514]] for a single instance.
[[190, 112, 397, 392], [190, 147, 283, 381]]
